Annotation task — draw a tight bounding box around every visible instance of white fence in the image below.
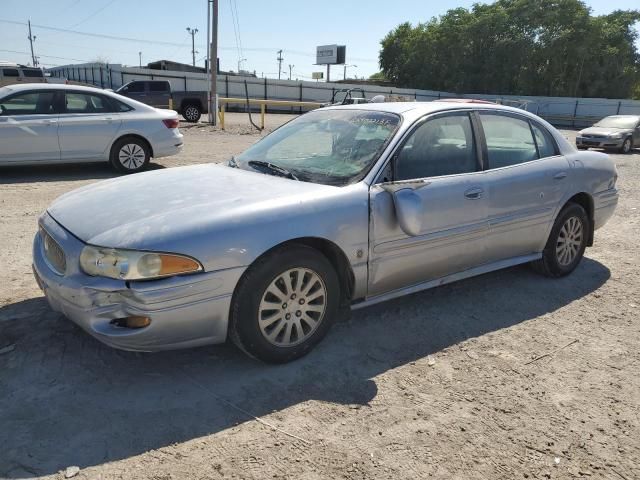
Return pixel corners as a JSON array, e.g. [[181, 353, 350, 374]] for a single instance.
[[48, 62, 640, 127]]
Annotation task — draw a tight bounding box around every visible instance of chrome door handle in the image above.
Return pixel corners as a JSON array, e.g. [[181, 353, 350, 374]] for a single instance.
[[464, 187, 484, 200], [103, 117, 114, 123], [554, 171, 568, 180], [42, 119, 58, 125]]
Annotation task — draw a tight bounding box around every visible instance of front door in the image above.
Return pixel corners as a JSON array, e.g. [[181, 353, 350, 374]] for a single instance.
[[368, 112, 489, 297], [0, 90, 60, 163], [58, 92, 122, 160]]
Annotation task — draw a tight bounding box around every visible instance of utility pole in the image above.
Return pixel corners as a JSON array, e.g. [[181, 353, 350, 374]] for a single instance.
[[208, 0, 218, 125], [186, 27, 199, 66], [277, 50, 283, 80], [288, 64, 294, 81], [27, 20, 37, 66], [138, 51, 142, 68]]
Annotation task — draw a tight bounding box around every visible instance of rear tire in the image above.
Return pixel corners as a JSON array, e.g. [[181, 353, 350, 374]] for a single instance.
[[532, 203, 589, 278], [109, 137, 150, 173], [182, 104, 201, 123], [619, 137, 632, 154], [229, 244, 340, 363]]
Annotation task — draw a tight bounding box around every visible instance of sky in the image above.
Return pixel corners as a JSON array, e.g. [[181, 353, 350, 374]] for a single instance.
[[1, 0, 639, 81]]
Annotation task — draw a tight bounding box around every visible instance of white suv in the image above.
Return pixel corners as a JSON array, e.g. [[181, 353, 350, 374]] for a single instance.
[[0, 62, 46, 88]]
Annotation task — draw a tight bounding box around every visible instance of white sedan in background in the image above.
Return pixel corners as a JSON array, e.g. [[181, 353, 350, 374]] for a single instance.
[[0, 83, 183, 173]]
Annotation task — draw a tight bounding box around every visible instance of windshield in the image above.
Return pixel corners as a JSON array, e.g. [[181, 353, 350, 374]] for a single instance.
[[594, 117, 639, 129], [234, 109, 401, 186]]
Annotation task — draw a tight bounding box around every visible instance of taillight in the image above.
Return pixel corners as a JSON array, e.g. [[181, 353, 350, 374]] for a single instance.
[[163, 118, 179, 129]]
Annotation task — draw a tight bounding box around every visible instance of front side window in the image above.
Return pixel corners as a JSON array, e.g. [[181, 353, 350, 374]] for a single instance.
[[480, 113, 538, 169], [234, 109, 400, 186], [2, 68, 19, 77], [65, 93, 114, 113], [395, 113, 477, 180], [0, 91, 55, 115], [119, 82, 144, 93]]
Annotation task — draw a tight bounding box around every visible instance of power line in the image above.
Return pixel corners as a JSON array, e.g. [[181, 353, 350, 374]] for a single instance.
[[68, 0, 118, 29]]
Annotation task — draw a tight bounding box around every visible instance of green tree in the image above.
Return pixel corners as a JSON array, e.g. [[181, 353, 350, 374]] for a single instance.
[[379, 0, 640, 98]]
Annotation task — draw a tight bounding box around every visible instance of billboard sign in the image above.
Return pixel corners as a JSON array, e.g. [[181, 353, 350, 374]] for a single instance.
[[312, 72, 324, 80], [316, 45, 346, 65]]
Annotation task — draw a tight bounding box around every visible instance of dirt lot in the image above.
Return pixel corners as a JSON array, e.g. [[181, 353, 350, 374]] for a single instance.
[[1, 114, 638, 480]]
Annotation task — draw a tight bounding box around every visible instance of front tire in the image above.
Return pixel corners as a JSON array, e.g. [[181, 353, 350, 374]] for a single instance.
[[229, 245, 340, 363], [619, 137, 632, 154], [532, 203, 589, 278], [182, 104, 201, 123], [110, 137, 150, 173]]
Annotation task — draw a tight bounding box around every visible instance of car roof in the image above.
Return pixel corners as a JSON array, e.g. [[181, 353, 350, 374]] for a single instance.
[[324, 100, 535, 118], [0, 82, 105, 93], [601, 115, 640, 120]]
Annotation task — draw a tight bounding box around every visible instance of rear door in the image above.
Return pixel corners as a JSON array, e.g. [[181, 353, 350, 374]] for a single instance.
[[0, 89, 60, 163], [147, 81, 171, 109], [478, 112, 571, 262], [57, 91, 122, 160]]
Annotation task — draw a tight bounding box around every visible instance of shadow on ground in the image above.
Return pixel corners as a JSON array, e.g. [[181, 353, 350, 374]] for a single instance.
[[0, 258, 610, 477], [0, 162, 165, 184]]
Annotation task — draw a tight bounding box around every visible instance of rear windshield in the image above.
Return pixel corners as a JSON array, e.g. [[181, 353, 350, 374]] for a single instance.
[[594, 117, 639, 129], [22, 69, 44, 78]]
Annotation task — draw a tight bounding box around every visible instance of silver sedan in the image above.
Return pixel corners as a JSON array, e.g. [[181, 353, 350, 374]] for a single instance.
[[33, 102, 619, 362], [0, 83, 183, 173]]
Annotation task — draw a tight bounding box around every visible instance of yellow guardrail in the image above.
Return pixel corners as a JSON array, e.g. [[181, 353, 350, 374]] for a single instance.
[[217, 97, 324, 130]]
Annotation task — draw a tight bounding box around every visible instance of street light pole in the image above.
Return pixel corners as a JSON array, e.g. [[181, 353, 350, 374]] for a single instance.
[[186, 27, 199, 66], [138, 51, 142, 68], [343, 64, 357, 81], [288, 64, 294, 81], [208, 0, 218, 125]]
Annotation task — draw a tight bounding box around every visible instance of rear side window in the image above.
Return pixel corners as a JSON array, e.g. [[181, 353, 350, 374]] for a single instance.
[[531, 123, 558, 159], [396, 113, 477, 180], [480, 113, 538, 169], [149, 81, 169, 92], [65, 93, 114, 113], [22, 69, 44, 78], [112, 98, 133, 112], [0, 91, 55, 115], [2, 69, 19, 77]]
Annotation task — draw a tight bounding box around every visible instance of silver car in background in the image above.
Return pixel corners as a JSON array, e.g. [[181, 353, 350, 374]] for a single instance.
[[576, 115, 640, 154], [33, 102, 619, 363], [0, 83, 183, 173]]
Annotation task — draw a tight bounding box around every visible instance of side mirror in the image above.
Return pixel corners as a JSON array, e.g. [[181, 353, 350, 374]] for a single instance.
[[391, 188, 423, 236]]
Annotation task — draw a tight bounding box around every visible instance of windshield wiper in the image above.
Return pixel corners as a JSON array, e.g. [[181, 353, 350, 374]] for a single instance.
[[248, 160, 299, 181]]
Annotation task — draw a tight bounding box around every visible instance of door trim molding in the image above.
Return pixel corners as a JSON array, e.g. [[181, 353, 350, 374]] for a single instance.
[[353, 253, 541, 310]]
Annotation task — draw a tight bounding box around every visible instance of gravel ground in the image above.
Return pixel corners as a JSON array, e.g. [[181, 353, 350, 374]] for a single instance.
[[0, 114, 638, 480]]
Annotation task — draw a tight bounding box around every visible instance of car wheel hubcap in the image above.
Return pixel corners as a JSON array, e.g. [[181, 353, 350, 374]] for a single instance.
[[119, 144, 146, 170], [556, 216, 583, 266], [623, 140, 631, 152], [258, 268, 327, 347], [185, 107, 198, 120]]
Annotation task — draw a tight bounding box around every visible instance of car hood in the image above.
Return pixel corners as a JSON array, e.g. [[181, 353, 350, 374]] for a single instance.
[[47, 164, 337, 249], [580, 127, 632, 136]]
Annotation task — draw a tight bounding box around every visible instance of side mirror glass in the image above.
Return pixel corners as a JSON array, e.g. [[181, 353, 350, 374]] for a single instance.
[[391, 188, 423, 236]]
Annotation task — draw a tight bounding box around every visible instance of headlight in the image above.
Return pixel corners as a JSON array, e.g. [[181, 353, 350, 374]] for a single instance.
[[609, 133, 623, 139], [79, 246, 202, 280]]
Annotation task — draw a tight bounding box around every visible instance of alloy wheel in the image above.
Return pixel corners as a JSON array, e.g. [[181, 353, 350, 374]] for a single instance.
[[118, 143, 146, 170], [258, 268, 327, 347], [556, 216, 583, 266], [184, 106, 199, 122]]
